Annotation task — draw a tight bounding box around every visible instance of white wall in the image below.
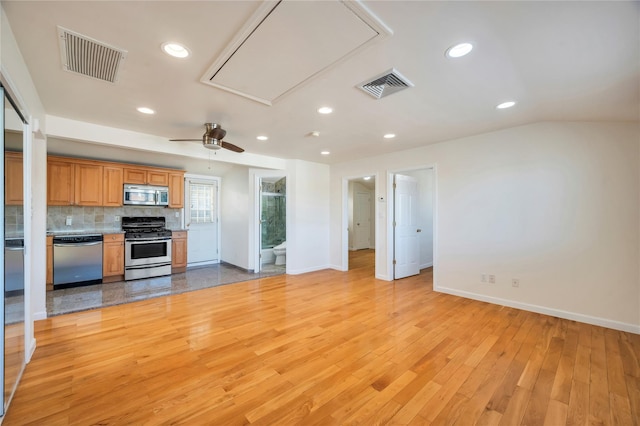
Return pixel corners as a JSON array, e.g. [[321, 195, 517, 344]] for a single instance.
[[331, 122, 640, 332], [403, 168, 434, 269], [1, 6, 48, 359], [220, 167, 250, 269], [286, 160, 330, 274]]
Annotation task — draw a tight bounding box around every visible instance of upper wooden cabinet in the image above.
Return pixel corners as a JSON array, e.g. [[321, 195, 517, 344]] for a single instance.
[[47, 155, 184, 207], [74, 163, 103, 206], [124, 168, 169, 186], [47, 159, 75, 205], [103, 166, 123, 207], [47, 159, 103, 206], [5, 152, 24, 205], [169, 172, 184, 208]]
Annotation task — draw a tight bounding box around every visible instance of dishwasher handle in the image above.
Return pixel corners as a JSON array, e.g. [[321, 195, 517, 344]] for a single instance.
[[54, 241, 103, 247]]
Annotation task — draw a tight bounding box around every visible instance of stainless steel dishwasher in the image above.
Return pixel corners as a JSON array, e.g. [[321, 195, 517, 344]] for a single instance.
[[5, 238, 24, 295], [53, 234, 103, 289]]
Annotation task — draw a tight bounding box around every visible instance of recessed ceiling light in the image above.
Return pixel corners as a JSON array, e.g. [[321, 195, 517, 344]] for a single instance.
[[317, 107, 333, 114], [161, 42, 190, 58], [496, 101, 516, 109], [363, 176, 372, 181], [383, 133, 396, 139], [321, 151, 330, 155], [136, 107, 155, 114], [256, 135, 268, 141], [446, 42, 473, 58]]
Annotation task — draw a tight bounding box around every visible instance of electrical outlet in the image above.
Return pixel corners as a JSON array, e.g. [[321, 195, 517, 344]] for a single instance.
[[114, 216, 120, 222], [65, 216, 72, 226], [481, 274, 487, 283], [488, 274, 496, 284], [512, 279, 520, 287]]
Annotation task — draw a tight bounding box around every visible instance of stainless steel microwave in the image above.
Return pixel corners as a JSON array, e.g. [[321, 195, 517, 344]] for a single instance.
[[123, 184, 169, 206]]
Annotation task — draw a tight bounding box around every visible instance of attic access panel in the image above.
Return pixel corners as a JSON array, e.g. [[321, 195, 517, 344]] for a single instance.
[[201, 0, 391, 106]]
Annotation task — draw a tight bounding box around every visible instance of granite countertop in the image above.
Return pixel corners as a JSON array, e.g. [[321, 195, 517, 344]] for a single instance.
[[47, 229, 125, 236]]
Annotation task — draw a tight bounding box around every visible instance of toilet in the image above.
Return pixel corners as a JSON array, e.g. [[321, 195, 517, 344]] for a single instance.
[[273, 241, 286, 265]]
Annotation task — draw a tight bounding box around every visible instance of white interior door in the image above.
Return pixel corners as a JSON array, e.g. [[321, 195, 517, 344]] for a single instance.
[[394, 174, 420, 279], [353, 190, 371, 249], [185, 178, 219, 266]]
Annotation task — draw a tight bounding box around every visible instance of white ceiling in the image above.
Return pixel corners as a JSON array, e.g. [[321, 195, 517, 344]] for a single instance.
[[3, 1, 639, 166]]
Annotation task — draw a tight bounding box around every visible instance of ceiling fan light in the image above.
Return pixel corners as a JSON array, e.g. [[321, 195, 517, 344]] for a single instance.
[[203, 135, 222, 150]]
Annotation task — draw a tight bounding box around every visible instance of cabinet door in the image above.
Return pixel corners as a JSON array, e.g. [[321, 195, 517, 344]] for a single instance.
[[103, 166, 123, 207], [147, 171, 169, 186], [5, 153, 23, 205], [103, 237, 125, 277], [169, 172, 184, 208], [172, 232, 188, 269], [47, 160, 74, 205], [123, 168, 146, 184], [75, 164, 103, 206]]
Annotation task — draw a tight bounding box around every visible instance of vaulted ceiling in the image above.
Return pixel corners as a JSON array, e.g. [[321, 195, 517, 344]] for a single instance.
[[3, 1, 639, 165]]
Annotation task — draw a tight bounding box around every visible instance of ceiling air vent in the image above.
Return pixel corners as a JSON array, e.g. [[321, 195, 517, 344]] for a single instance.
[[57, 26, 127, 83], [358, 68, 414, 99]]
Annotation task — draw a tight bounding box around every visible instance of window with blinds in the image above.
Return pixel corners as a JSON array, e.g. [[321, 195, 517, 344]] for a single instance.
[[189, 182, 216, 223]]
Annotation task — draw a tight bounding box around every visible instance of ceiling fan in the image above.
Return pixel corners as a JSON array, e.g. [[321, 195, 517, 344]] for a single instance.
[[170, 123, 244, 153]]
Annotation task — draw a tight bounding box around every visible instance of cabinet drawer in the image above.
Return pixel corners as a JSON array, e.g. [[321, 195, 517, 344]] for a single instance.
[[104, 233, 124, 242]]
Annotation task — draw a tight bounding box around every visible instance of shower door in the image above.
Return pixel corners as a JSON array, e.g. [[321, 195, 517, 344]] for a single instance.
[[258, 176, 286, 272]]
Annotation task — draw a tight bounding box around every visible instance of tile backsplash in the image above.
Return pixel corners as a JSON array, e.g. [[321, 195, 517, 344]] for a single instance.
[[47, 206, 182, 232], [5, 205, 24, 235]]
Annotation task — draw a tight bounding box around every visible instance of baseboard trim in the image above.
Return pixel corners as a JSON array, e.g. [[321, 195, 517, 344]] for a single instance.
[[33, 311, 47, 321], [420, 262, 433, 269], [375, 273, 391, 281], [27, 338, 36, 363], [288, 265, 330, 275], [329, 264, 347, 272], [435, 286, 640, 335]]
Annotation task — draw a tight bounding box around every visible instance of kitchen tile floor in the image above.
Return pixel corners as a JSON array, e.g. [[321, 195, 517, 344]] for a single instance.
[[47, 262, 286, 316]]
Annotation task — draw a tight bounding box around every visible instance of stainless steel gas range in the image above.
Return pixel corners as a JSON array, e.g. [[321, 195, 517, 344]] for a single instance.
[[122, 217, 172, 280]]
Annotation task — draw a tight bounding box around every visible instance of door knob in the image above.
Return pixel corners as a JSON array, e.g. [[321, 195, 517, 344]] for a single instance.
[[417, 229, 422, 233]]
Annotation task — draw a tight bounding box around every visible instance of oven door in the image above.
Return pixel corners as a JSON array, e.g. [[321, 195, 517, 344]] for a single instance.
[[125, 238, 172, 267]]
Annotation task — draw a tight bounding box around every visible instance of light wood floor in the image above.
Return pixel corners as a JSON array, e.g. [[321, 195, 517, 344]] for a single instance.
[[5, 250, 640, 425]]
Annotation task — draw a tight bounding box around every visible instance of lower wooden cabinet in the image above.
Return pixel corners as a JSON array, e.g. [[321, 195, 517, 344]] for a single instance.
[[103, 233, 125, 283], [46, 236, 53, 291], [172, 231, 188, 273]]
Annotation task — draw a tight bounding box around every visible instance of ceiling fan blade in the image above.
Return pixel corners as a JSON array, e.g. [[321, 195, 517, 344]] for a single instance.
[[169, 138, 202, 142], [220, 140, 244, 153]]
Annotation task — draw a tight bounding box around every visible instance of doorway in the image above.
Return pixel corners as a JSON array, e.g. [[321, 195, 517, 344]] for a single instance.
[[258, 176, 286, 274], [184, 175, 220, 267], [391, 167, 435, 280], [346, 175, 376, 272]]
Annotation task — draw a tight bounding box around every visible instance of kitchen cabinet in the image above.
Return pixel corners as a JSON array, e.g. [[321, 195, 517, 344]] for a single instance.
[[123, 168, 169, 186], [169, 172, 184, 208], [47, 159, 104, 206], [103, 233, 124, 282], [47, 160, 75, 205], [74, 163, 103, 206], [5, 152, 23, 205], [46, 236, 53, 291], [103, 166, 124, 207], [172, 231, 188, 272], [47, 155, 184, 207]]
